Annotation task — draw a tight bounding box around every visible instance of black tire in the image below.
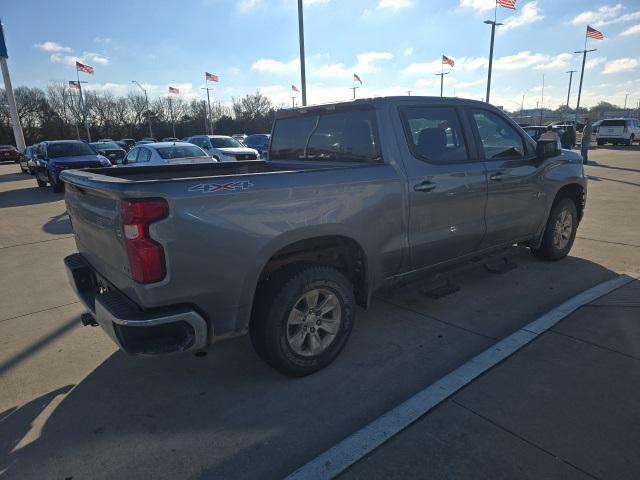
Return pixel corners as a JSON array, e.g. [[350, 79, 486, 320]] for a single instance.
[[532, 197, 578, 261], [49, 172, 63, 193], [250, 265, 355, 376], [35, 169, 47, 187], [626, 136, 633, 147]]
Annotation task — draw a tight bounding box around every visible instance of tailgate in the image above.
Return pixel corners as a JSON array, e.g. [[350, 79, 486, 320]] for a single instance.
[[65, 183, 131, 286]]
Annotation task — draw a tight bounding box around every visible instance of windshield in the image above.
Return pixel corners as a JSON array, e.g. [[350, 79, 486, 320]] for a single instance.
[[156, 145, 208, 159], [47, 142, 96, 158], [211, 137, 243, 148], [91, 142, 120, 149]]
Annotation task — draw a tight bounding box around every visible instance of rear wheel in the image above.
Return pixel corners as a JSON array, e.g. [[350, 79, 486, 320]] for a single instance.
[[250, 265, 355, 376], [532, 197, 578, 261]]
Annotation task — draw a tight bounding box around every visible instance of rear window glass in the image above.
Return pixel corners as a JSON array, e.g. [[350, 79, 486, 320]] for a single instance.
[[600, 120, 626, 127], [211, 137, 243, 148], [47, 142, 96, 158], [270, 108, 381, 162], [156, 145, 207, 159]]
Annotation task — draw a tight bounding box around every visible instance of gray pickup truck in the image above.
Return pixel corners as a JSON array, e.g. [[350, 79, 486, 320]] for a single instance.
[[62, 97, 586, 376]]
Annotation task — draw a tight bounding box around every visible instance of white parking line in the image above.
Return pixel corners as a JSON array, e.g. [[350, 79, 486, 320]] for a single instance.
[[286, 272, 639, 480]]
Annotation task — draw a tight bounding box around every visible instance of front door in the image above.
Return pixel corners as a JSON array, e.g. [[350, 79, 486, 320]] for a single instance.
[[397, 104, 488, 269], [467, 108, 546, 248]]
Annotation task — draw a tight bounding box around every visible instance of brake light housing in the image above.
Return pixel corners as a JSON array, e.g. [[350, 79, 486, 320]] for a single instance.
[[121, 198, 169, 284]]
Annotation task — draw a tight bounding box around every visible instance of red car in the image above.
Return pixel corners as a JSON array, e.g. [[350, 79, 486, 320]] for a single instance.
[[0, 144, 20, 162]]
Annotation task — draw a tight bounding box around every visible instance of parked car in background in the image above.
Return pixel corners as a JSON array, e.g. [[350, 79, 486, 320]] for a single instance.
[[244, 134, 271, 159], [117, 142, 215, 166], [34, 140, 111, 192], [119, 138, 136, 150], [232, 134, 247, 144], [97, 138, 114, 142], [523, 126, 548, 141], [90, 141, 126, 165], [0, 144, 20, 163], [135, 138, 157, 146], [186, 135, 259, 161], [161, 137, 179, 142], [596, 118, 639, 146], [62, 96, 586, 376], [20, 145, 38, 174]]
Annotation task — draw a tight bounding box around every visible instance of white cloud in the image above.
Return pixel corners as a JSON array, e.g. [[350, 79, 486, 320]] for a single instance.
[[586, 57, 607, 69], [377, 0, 413, 10], [315, 51, 393, 78], [502, 2, 543, 31], [620, 24, 640, 36], [93, 37, 113, 45], [402, 56, 487, 76], [238, 0, 261, 12], [533, 53, 572, 70], [35, 41, 72, 52], [49, 51, 109, 66], [572, 4, 640, 27], [251, 58, 299, 74], [458, 0, 495, 12], [494, 51, 547, 70], [602, 58, 640, 74], [84, 82, 130, 95], [404, 47, 414, 56]]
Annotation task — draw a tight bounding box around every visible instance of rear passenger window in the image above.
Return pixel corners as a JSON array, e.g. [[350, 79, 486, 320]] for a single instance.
[[270, 108, 381, 162], [138, 148, 152, 162], [470, 109, 525, 160], [401, 106, 469, 164], [125, 148, 139, 164]]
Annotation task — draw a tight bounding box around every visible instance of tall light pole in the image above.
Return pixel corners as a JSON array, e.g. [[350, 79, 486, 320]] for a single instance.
[[484, 19, 503, 104], [623, 92, 629, 110], [566, 70, 576, 107], [132, 80, 153, 138], [0, 19, 25, 151], [574, 48, 597, 122], [540, 74, 545, 124], [201, 87, 213, 134], [520, 88, 529, 120], [435, 72, 449, 97], [297, 0, 307, 106]]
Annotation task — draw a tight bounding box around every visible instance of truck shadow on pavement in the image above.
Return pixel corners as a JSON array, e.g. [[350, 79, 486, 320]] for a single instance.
[[42, 212, 73, 235], [0, 251, 622, 480], [0, 186, 63, 208], [0, 171, 32, 184]]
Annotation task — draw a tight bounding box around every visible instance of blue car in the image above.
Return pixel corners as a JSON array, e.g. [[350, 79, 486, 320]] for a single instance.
[[244, 133, 271, 160], [35, 140, 111, 192]]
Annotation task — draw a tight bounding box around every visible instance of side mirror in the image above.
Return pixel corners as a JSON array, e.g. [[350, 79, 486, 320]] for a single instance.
[[536, 139, 560, 159]]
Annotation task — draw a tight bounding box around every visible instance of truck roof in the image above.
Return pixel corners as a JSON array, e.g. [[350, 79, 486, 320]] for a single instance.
[[275, 96, 490, 119]]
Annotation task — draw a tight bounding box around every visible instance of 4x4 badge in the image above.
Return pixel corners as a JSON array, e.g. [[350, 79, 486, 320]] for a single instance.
[[188, 180, 254, 194]]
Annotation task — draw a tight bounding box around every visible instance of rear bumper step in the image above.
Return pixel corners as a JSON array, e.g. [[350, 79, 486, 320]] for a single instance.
[[64, 253, 209, 355]]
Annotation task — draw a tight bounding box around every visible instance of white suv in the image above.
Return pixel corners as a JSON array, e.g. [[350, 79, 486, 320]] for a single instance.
[[596, 118, 639, 146]]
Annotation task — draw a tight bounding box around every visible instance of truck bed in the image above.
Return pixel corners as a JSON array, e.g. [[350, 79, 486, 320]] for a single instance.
[[67, 160, 326, 183]]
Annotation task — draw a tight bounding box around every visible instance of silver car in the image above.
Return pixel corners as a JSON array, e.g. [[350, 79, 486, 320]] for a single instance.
[[186, 135, 259, 161], [118, 142, 215, 166]]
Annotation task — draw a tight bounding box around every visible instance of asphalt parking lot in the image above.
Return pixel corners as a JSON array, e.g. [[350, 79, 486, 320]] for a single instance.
[[1, 147, 639, 479]]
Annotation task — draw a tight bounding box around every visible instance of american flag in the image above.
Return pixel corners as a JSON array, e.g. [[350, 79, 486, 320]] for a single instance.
[[442, 55, 455, 67], [497, 0, 516, 9], [68, 80, 80, 89], [76, 61, 94, 74], [586, 25, 604, 40], [292, 85, 300, 93], [205, 72, 219, 82], [353, 73, 362, 84], [169, 86, 179, 94]]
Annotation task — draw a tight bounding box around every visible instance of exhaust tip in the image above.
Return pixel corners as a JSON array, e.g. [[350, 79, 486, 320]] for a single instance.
[[81, 312, 99, 327]]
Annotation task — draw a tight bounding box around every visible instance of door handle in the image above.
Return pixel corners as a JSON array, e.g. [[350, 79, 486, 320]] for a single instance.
[[489, 172, 504, 181], [413, 181, 436, 193]]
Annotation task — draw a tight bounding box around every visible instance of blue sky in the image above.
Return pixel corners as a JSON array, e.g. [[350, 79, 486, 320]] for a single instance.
[[3, 0, 640, 111]]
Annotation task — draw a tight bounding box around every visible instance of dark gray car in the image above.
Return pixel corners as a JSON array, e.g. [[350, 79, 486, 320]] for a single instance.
[[61, 96, 586, 376]]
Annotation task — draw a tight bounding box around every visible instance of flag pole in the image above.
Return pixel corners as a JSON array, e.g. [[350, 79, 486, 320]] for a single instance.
[[76, 68, 91, 142], [441, 56, 444, 97], [297, 0, 307, 106], [574, 31, 597, 123]]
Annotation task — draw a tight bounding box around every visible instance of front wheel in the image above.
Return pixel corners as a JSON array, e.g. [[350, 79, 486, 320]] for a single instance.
[[532, 197, 578, 261], [250, 266, 355, 376], [35, 169, 47, 187]]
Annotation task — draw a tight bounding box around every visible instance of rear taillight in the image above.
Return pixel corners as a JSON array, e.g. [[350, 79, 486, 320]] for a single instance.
[[121, 198, 169, 284]]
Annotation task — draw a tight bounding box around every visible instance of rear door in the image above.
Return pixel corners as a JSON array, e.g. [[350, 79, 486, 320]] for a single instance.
[[467, 107, 546, 247], [396, 104, 488, 268]]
